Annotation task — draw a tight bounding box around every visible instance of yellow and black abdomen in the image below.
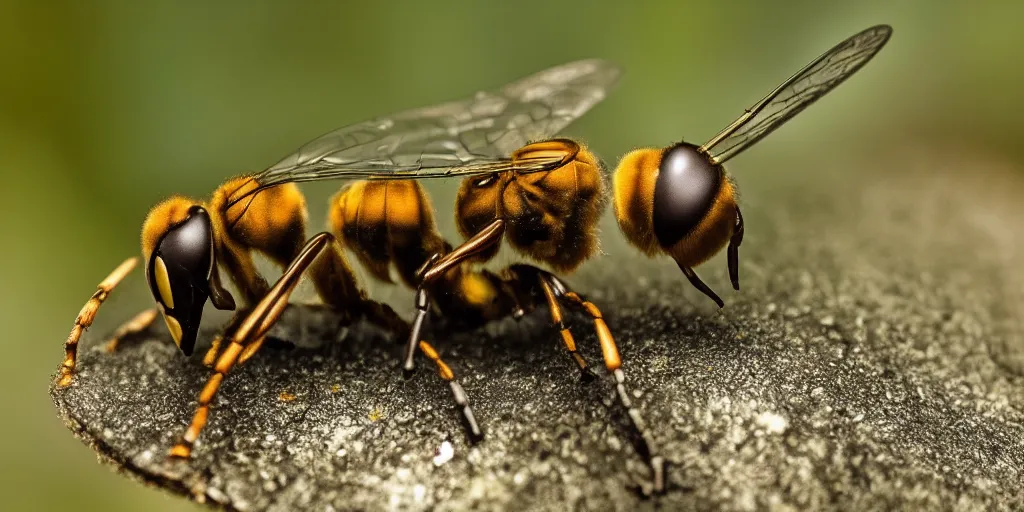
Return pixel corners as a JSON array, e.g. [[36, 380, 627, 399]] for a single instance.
[[613, 142, 736, 268], [330, 180, 448, 288]]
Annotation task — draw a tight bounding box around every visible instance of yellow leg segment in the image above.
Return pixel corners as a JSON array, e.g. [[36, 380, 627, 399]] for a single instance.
[[103, 308, 160, 352], [418, 340, 454, 381], [57, 258, 138, 388], [538, 279, 594, 377], [551, 279, 664, 494], [170, 233, 332, 459], [563, 292, 621, 371], [202, 336, 223, 367]]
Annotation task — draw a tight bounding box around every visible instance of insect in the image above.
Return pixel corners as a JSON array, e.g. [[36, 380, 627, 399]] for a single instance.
[[227, 24, 891, 491], [236, 24, 891, 490], [231, 60, 675, 489], [56, 23, 892, 496], [54, 58, 672, 485], [614, 25, 892, 307]]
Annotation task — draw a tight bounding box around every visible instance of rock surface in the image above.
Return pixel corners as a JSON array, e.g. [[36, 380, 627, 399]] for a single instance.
[[51, 150, 1024, 511]]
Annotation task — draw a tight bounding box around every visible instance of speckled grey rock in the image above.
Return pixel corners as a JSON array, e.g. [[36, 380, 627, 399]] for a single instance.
[[51, 150, 1024, 511]]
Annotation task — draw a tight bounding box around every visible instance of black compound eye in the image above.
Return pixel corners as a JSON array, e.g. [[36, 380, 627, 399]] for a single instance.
[[652, 142, 722, 248], [156, 207, 215, 279]]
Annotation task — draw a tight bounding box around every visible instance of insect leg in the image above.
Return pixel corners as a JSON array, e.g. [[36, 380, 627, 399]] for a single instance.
[[57, 258, 138, 388], [102, 308, 160, 352], [403, 219, 507, 373], [199, 309, 255, 367], [555, 279, 665, 494], [677, 263, 724, 308], [418, 340, 483, 442], [237, 337, 266, 365], [557, 290, 621, 373], [170, 233, 333, 459], [202, 335, 224, 367], [728, 207, 744, 291], [612, 367, 666, 495], [202, 332, 266, 368], [537, 277, 596, 381], [214, 179, 406, 338], [404, 287, 431, 378]]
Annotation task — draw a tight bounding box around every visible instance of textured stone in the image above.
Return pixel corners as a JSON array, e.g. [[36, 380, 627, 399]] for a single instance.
[[51, 150, 1024, 511]]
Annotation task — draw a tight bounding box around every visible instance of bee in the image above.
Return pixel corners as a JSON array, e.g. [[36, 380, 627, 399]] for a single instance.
[[57, 24, 891, 495], [54, 58, 667, 478], [236, 25, 892, 492], [615, 25, 892, 307]]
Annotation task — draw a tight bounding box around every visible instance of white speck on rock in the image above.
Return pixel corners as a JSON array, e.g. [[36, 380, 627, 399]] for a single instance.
[[433, 440, 454, 467], [757, 412, 788, 434]]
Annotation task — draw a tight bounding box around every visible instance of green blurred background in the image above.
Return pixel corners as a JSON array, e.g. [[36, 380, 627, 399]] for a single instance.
[[2, 1, 1023, 510]]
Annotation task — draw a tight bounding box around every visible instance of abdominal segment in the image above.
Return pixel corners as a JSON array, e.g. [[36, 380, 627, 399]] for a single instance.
[[330, 180, 449, 289]]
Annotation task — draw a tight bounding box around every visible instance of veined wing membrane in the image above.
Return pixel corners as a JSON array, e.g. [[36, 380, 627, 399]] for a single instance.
[[701, 25, 892, 165], [245, 59, 621, 195]]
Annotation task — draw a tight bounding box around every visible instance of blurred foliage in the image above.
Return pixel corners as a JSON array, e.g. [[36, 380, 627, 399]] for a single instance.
[[1, 1, 1022, 510]]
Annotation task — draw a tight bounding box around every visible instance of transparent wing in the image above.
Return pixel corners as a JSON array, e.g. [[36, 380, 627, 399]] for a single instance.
[[249, 58, 621, 191], [702, 25, 892, 165]]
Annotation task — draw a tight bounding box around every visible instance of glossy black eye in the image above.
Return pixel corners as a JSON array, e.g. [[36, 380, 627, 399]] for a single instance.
[[153, 206, 215, 286], [146, 206, 215, 356], [651, 142, 722, 248]]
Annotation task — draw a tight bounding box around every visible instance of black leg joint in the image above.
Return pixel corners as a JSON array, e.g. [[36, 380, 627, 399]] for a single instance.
[[415, 253, 441, 284], [545, 273, 569, 297], [450, 381, 483, 443], [414, 286, 430, 310], [728, 207, 744, 291], [403, 287, 431, 376]]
